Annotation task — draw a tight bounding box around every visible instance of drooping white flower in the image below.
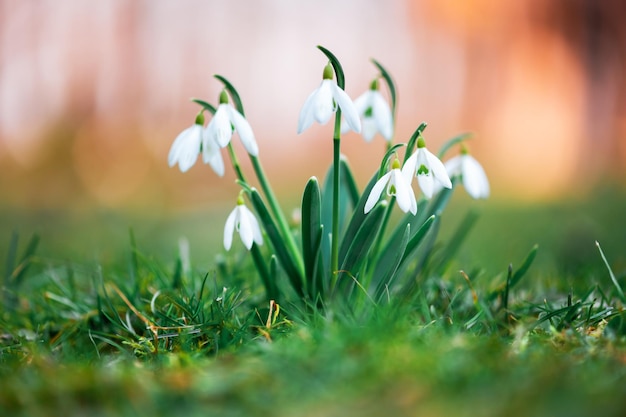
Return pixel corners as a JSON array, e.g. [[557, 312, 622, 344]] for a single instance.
[[168, 111, 225, 176], [297, 63, 361, 134], [342, 79, 393, 142], [444, 150, 490, 199], [403, 137, 452, 199], [224, 195, 263, 251], [365, 159, 417, 215], [168, 123, 203, 173], [201, 129, 225, 177], [208, 90, 258, 156]]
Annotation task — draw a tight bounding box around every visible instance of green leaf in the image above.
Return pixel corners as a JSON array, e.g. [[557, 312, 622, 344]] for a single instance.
[[383, 199, 428, 249], [404, 122, 428, 162], [338, 171, 379, 263], [301, 177, 324, 298], [372, 223, 411, 302], [371, 58, 397, 120], [398, 216, 440, 296], [321, 160, 363, 273], [488, 244, 539, 303], [4, 231, 18, 284], [509, 244, 538, 289], [401, 215, 436, 265], [214, 74, 246, 116], [433, 210, 480, 275], [248, 189, 304, 298], [191, 98, 217, 115], [437, 132, 473, 159], [340, 157, 360, 208], [317, 45, 345, 89], [250, 244, 276, 301], [424, 180, 456, 217], [596, 241, 626, 303], [378, 143, 406, 178], [337, 201, 388, 293], [8, 233, 39, 289]]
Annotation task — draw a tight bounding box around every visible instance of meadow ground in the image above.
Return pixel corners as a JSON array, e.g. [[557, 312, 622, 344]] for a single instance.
[[1, 185, 626, 417]]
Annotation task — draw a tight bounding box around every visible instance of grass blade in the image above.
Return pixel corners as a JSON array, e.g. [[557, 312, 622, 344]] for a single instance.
[[596, 241, 626, 303]]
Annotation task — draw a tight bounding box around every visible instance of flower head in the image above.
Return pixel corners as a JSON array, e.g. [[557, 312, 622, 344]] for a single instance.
[[224, 194, 263, 251], [444, 148, 490, 199], [297, 63, 361, 134], [208, 90, 258, 156], [168, 111, 224, 176], [365, 159, 417, 215], [342, 79, 393, 142], [201, 129, 225, 177], [168, 123, 203, 173], [403, 137, 452, 199]]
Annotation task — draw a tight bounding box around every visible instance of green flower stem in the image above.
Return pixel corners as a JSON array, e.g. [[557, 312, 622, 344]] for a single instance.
[[250, 154, 304, 278], [227, 143, 247, 184], [371, 194, 395, 260], [250, 244, 277, 301], [331, 109, 342, 285]]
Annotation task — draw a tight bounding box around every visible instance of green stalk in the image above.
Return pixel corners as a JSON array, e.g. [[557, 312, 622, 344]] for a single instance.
[[250, 154, 304, 277], [250, 244, 276, 301], [371, 195, 395, 259], [331, 110, 342, 284], [227, 143, 247, 183]]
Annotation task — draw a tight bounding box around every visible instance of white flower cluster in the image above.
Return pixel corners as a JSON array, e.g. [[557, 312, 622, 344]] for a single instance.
[[168, 91, 257, 175], [168, 60, 490, 251]]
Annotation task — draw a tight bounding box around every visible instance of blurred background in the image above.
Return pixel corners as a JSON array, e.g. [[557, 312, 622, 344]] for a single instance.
[[1, 0, 625, 273]]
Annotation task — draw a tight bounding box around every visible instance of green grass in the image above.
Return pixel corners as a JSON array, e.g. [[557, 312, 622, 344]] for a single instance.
[[2, 186, 626, 416]]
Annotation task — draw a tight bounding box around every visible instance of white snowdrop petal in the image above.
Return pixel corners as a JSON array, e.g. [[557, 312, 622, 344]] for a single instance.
[[237, 206, 254, 250], [169, 125, 202, 173], [463, 155, 490, 199], [331, 83, 361, 133], [364, 172, 391, 213], [297, 88, 319, 134], [223, 208, 238, 250], [418, 173, 434, 199], [210, 105, 233, 148], [228, 106, 258, 156], [371, 92, 393, 140], [426, 150, 452, 189]]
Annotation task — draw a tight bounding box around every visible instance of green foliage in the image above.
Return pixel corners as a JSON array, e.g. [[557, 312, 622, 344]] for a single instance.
[[3, 44, 626, 417]]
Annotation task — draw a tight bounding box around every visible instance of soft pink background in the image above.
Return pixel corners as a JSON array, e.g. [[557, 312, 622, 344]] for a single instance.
[[1, 0, 625, 209]]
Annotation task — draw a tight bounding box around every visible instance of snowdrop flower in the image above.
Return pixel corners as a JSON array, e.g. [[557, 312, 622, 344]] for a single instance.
[[168, 111, 225, 176], [444, 148, 490, 199], [365, 159, 417, 215], [168, 124, 202, 173], [201, 129, 225, 177], [342, 79, 393, 142], [297, 63, 361, 134], [168, 113, 204, 173], [208, 90, 258, 156], [224, 194, 263, 251], [403, 136, 452, 199]]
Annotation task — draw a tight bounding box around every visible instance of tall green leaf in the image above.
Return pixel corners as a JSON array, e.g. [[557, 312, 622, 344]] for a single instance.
[[301, 177, 324, 299], [336, 201, 387, 294], [248, 189, 304, 298], [338, 172, 378, 263], [371, 223, 410, 302]]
